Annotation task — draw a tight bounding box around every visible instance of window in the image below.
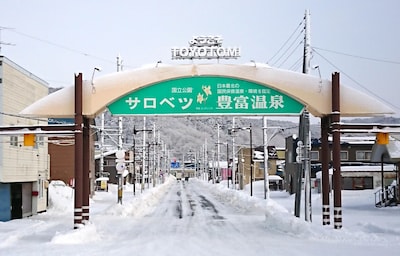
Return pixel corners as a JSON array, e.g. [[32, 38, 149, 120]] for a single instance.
[[34, 136, 44, 148], [331, 151, 348, 160], [38, 179, 44, 198], [340, 151, 348, 160], [10, 136, 18, 146], [356, 151, 371, 161], [310, 151, 319, 161]]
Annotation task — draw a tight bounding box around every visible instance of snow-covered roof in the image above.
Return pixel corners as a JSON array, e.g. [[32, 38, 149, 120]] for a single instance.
[[20, 64, 394, 118], [336, 165, 396, 172], [268, 175, 283, 180], [95, 177, 109, 181], [94, 149, 118, 160], [208, 161, 228, 168], [371, 136, 400, 163]]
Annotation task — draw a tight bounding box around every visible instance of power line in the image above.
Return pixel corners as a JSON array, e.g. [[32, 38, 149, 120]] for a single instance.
[[277, 40, 303, 68], [10, 29, 115, 65], [0, 26, 15, 53], [267, 18, 304, 64], [313, 46, 400, 65], [313, 49, 400, 111], [289, 56, 303, 71]]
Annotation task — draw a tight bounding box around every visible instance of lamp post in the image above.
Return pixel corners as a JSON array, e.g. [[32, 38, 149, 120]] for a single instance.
[[229, 124, 253, 196]]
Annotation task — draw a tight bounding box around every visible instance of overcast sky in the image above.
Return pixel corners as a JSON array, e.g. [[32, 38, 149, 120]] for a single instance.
[[1, 0, 399, 118]]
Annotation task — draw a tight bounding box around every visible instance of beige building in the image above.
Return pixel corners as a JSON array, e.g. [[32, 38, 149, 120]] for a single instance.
[[237, 146, 285, 190], [0, 56, 49, 221]]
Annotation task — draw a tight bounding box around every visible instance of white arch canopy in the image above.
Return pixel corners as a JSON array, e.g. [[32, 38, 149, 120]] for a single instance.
[[20, 64, 394, 118]]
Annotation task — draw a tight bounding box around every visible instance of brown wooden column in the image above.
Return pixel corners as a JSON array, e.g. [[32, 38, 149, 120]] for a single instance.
[[321, 115, 331, 225], [332, 72, 342, 229], [74, 73, 83, 229], [82, 117, 90, 221]]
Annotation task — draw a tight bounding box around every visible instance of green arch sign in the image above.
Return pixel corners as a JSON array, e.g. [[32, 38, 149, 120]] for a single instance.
[[108, 76, 304, 115]]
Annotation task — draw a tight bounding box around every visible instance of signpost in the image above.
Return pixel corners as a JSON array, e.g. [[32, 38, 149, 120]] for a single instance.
[[108, 77, 304, 116]]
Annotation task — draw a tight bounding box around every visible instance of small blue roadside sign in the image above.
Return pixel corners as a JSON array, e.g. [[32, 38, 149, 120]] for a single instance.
[[171, 162, 180, 168]]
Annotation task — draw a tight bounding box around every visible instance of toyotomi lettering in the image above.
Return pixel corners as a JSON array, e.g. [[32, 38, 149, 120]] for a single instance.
[[171, 46, 240, 60]]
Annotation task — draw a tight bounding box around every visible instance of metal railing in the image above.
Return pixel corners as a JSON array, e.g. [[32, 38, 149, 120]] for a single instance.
[[374, 185, 398, 207]]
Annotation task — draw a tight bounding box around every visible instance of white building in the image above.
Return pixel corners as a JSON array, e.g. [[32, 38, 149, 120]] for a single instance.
[[0, 56, 49, 221]]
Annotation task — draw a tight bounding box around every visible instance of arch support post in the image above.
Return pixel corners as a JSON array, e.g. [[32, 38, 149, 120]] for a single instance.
[[321, 115, 330, 225], [331, 72, 342, 229], [82, 117, 91, 222], [74, 73, 83, 229]]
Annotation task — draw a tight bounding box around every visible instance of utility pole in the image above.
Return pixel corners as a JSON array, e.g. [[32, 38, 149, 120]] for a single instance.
[[295, 9, 312, 221], [263, 116, 270, 200], [204, 138, 208, 181], [142, 117, 146, 192], [156, 130, 161, 185], [116, 55, 124, 204], [226, 142, 229, 188], [217, 123, 220, 182], [231, 117, 236, 189], [132, 137, 136, 195], [303, 9, 312, 222], [153, 123, 156, 188], [249, 124, 254, 196]]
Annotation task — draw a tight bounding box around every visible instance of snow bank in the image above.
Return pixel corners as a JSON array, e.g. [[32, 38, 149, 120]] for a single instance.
[[48, 181, 74, 214], [51, 222, 101, 244], [103, 175, 176, 217]]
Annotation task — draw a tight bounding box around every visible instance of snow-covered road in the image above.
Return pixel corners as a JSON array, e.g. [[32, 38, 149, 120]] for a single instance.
[[1, 176, 400, 255], [120, 179, 272, 256]]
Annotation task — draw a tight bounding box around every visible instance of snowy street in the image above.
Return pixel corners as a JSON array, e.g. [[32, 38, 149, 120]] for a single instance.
[[1, 176, 400, 255]]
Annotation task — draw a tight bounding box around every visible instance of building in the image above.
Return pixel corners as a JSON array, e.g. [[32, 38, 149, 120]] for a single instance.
[[285, 135, 399, 193], [48, 118, 96, 194], [0, 56, 49, 221], [236, 145, 285, 190]]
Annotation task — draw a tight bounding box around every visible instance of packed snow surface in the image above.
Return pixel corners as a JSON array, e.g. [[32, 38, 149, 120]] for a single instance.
[[0, 176, 399, 255]]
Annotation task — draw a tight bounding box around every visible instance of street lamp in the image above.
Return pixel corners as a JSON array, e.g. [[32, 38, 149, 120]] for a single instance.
[[229, 124, 253, 196]]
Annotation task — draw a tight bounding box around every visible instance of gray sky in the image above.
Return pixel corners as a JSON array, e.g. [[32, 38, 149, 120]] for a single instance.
[[1, 0, 399, 118]]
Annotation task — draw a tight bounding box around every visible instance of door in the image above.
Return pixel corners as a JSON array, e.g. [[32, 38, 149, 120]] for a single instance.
[[11, 183, 22, 219], [0, 183, 11, 221], [22, 183, 32, 217]]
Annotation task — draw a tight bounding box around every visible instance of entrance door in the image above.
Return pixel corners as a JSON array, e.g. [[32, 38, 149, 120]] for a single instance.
[[0, 183, 11, 221], [22, 183, 32, 217], [11, 183, 22, 219]]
